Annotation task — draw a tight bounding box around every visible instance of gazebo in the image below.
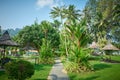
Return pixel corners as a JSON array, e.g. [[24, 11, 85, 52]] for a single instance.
[[89, 41, 99, 49], [102, 43, 119, 50], [102, 43, 119, 60], [0, 31, 19, 57], [89, 41, 100, 55], [0, 31, 18, 46]]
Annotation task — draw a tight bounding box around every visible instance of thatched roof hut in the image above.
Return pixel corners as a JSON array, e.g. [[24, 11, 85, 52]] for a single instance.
[[0, 40, 18, 46], [102, 43, 119, 50], [0, 31, 19, 46], [23, 46, 36, 50], [0, 31, 11, 41], [89, 41, 99, 49]]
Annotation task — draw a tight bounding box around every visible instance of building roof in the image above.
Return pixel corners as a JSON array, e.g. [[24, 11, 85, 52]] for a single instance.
[[0, 31, 19, 46], [0, 31, 11, 41], [102, 43, 119, 50], [89, 41, 99, 49]]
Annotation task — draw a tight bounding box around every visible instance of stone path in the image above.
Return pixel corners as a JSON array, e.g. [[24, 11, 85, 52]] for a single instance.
[[48, 58, 69, 80]]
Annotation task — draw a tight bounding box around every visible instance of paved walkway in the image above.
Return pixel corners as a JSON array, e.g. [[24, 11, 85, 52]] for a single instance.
[[48, 58, 69, 80]]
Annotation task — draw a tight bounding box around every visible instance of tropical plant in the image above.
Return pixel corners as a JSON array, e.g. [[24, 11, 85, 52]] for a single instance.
[[39, 38, 54, 64], [51, 20, 61, 29], [50, 6, 66, 28], [63, 19, 92, 72], [50, 6, 68, 57], [64, 5, 81, 23]]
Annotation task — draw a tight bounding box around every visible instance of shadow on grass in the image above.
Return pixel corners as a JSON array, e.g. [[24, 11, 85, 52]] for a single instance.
[[69, 74, 77, 80], [93, 63, 111, 71], [34, 64, 52, 71], [88, 56, 101, 61], [80, 76, 99, 80], [70, 74, 99, 80], [0, 71, 5, 76], [34, 79, 47, 80]]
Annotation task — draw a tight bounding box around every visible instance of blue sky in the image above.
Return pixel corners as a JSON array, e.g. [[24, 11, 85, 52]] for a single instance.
[[0, 0, 87, 30]]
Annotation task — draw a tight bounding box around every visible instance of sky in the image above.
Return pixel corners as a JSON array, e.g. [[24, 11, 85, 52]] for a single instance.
[[0, 0, 87, 30]]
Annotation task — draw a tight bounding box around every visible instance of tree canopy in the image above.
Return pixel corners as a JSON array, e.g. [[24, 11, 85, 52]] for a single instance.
[[15, 20, 60, 51]]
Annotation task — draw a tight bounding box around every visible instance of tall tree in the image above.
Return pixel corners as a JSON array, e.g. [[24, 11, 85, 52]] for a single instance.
[[50, 6, 66, 29], [84, 0, 99, 42], [15, 20, 60, 51], [50, 6, 69, 56], [84, 0, 119, 46]]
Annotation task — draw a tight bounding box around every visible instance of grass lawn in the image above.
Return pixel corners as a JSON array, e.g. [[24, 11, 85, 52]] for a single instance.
[[28, 64, 52, 80], [0, 64, 52, 80], [68, 56, 120, 80], [111, 55, 120, 61]]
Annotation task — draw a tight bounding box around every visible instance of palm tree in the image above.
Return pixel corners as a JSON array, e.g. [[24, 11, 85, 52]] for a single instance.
[[50, 6, 66, 28], [64, 5, 81, 23], [63, 5, 81, 57], [50, 5, 81, 57], [52, 20, 61, 29], [50, 6, 69, 56]]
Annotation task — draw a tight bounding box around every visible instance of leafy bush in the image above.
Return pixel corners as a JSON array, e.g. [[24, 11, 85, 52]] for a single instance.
[[64, 48, 92, 73], [0, 57, 12, 68], [64, 61, 80, 73], [4, 60, 34, 80]]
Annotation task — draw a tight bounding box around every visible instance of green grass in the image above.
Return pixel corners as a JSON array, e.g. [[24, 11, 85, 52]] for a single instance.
[[111, 55, 120, 61], [68, 58, 120, 80], [0, 71, 8, 80], [0, 64, 52, 80], [28, 64, 52, 80]]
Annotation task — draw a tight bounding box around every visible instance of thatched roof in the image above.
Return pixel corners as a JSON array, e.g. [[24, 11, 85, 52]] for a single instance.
[[22, 42, 36, 50], [0, 31, 19, 46], [0, 40, 18, 46], [0, 31, 11, 41], [0, 48, 4, 51], [89, 42, 99, 49], [23, 46, 36, 50], [102, 43, 119, 50]]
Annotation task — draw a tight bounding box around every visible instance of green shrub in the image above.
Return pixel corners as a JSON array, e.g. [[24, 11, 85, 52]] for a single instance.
[[39, 39, 54, 64], [64, 48, 92, 73], [4, 60, 34, 80], [0, 57, 12, 68], [64, 60, 92, 73], [64, 61, 80, 73]]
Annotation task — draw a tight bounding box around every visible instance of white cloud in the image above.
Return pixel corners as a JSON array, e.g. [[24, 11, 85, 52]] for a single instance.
[[36, 0, 53, 8], [36, 0, 63, 9]]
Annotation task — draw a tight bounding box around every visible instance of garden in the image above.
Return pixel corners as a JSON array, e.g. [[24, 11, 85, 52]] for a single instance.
[[0, 0, 120, 80]]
